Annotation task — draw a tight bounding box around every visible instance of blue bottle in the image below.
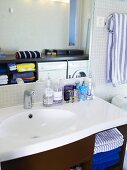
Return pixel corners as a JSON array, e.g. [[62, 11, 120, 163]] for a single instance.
[[79, 85, 88, 101]]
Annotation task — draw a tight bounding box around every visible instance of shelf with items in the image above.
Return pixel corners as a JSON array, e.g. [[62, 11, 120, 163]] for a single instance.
[[0, 61, 38, 85], [0, 54, 89, 63], [7, 62, 37, 85], [0, 53, 89, 86]]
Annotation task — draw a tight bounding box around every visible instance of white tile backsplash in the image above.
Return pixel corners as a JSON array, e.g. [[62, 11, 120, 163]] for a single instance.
[[0, 78, 84, 108], [0, 83, 35, 108]]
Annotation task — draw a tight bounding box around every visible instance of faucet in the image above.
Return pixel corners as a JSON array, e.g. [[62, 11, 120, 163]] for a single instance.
[[24, 89, 35, 109]]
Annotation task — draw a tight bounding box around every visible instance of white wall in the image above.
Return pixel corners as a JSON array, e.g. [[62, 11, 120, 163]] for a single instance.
[[91, 0, 127, 101], [0, 0, 69, 53]]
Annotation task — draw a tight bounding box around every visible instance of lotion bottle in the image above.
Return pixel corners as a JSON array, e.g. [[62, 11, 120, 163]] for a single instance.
[[53, 79, 63, 104], [86, 76, 94, 100], [43, 77, 54, 107]]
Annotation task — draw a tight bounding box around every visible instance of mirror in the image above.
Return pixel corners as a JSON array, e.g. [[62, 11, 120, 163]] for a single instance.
[[0, 0, 92, 53], [0, 0, 93, 85], [0, 0, 69, 52], [69, 0, 92, 50]]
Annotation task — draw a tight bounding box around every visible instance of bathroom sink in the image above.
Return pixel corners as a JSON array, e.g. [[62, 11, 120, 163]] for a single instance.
[[0, 109, 76, 141]]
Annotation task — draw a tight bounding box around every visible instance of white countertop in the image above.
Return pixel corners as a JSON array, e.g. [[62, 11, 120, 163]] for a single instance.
[[0, 97, 127, 162]]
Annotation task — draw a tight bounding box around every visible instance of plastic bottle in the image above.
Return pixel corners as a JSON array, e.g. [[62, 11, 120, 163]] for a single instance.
[[74, 81, 80, 101], [53, 79, 63, 104], [87, 77, 94, 100], [43, 77, 54, 107], [79, 85, 87, 101], [64, 85, 74, 103]]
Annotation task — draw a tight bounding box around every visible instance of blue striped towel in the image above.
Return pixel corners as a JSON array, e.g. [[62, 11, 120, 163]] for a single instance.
[[16, 51, 41, 59], [94, 128, 124, 154], [106, 13, 127, 86], [12, 72, 34, 80]]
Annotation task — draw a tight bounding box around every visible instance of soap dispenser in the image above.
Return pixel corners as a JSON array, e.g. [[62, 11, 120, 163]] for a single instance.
[[43, 76, 54, 107], [53, 79, 63, 104], [86, 75, 94, 100]]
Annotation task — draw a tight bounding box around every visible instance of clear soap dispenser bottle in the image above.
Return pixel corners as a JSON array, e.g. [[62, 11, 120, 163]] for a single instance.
[[86, 74, 94, 100], [43, 76, 54, 107], [53, 79, 63, 104]]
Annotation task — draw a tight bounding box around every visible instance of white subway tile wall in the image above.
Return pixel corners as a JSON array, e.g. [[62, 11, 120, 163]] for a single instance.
[[0, 83, 35, 108], [91, 0, 127, 101], [0, 78, 83, 108], [0, 82, 48, 108]]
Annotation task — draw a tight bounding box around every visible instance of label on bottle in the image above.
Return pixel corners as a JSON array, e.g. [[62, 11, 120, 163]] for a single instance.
[[54, 91, 63, 101], [64, 90, 70, 101], [45, 88, 53, 97], [43, 97, 53, 105], [43, 87, 54, 106]]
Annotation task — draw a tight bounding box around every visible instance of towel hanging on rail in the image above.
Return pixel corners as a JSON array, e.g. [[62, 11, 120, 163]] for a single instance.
[[106, 13, 127, 86]]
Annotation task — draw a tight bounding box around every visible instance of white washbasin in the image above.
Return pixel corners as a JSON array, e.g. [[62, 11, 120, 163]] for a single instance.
[[0, 109, 77, 141]]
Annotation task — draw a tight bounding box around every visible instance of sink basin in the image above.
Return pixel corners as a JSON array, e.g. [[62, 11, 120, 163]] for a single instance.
[[0, 109, 77, 141]]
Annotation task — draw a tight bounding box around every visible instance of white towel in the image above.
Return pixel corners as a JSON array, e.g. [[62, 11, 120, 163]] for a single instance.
[[106, 13, 127, 86], [9, 66, 17, 71], [94, 128, 124, 154], [0, 75, 8, 80], [0, 81, 8, 85]]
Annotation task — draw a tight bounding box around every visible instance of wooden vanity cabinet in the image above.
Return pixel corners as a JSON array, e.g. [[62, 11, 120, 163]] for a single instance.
[[1, 135, 95, 170], [1, 125, 127, 170]]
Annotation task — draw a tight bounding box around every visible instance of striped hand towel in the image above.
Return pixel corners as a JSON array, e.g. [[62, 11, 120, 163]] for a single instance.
[[106, 13, 127, 86], [94, 128, 124, 154], [16, 51, 41, 59]]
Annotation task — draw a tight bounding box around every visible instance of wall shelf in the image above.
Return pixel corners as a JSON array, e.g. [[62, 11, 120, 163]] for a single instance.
[[0, 54, 89, 85]]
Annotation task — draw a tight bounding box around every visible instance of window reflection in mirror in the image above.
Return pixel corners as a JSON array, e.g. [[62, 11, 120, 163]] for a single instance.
[[69, 0, 77, 46], [69, 0, 92, 54]]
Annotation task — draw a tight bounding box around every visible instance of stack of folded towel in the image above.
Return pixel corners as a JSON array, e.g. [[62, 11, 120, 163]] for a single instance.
[[16, 63, 35, 72], [9, 63, 36, 84], [0, 66, 8, 85], [0, 75, 8, 85], [8, 63, 17, 71], [93, 128, 124, 170], [16, 51, 41, 59], [10, 72, 35, 84]]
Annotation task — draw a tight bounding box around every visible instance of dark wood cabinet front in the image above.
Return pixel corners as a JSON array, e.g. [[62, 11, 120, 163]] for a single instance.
[[1, 125, 127, 170]]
